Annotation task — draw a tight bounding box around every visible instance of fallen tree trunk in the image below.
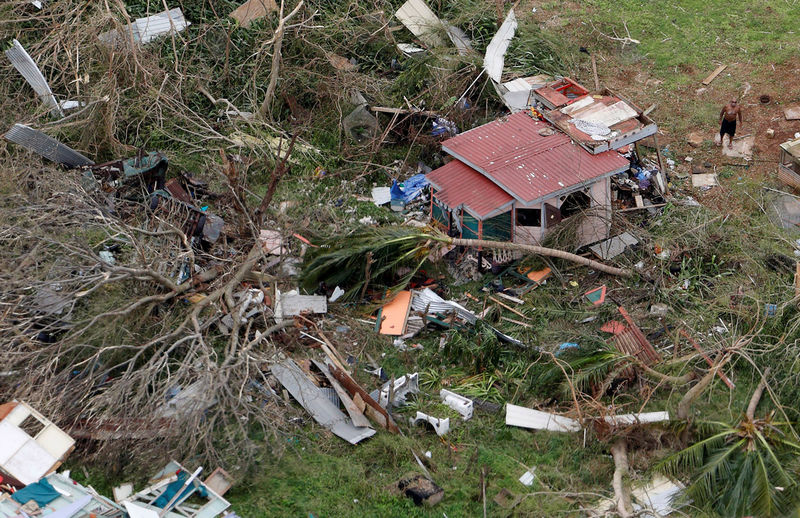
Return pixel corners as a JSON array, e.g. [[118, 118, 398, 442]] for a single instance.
[[746, 367, 771, 420], [677, 354, 730, 420], [611, 437, 633, 518], [445, 237, 633, 278]]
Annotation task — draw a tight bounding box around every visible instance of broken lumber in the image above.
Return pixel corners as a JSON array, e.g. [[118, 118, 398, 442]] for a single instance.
[[679, 329, 734, 389], [702, 64, 727, 85], [329, 363, 399, 433]]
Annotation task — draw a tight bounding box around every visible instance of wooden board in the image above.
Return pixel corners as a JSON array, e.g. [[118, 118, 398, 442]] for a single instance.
[[230, 0, 277, 27], [702, 64, 727, 85], [378, 290, 412, 335]]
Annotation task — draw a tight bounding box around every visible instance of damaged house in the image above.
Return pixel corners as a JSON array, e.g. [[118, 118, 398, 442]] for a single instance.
[[427, 111, 630, 247]]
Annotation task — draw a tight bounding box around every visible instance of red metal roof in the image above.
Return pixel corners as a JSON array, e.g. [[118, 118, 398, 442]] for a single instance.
[[427, 159, 513, 220], [441, 111, 629, 204]]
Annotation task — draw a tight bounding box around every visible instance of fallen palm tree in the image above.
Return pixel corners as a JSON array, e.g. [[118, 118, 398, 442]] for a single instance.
[[302, 226, 633, 300]]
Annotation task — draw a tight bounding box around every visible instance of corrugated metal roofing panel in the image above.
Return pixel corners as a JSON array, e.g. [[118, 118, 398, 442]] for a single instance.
[[441, 111, 629, 204], [4, 124, 94, 167], [5, 40, 62, 118], [427, 159, 513, 219]]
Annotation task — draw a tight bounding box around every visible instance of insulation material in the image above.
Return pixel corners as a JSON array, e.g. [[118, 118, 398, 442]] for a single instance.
[[4, 123, 94, 167], [5, 39, 62, 117], [483, 9, 517, 82]]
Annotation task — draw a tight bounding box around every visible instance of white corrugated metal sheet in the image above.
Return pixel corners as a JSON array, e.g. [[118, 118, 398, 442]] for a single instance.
[[4, 124, 94, 167], [5, 40, 62, 118]]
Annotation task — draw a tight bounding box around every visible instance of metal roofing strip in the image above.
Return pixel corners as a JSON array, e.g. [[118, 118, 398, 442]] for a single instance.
[[5, 40, 62, 118], [483, 9, 517, 82], [410, 288, 477, 324], [270, 359, 376, 445], [4, 124, 94, 167]]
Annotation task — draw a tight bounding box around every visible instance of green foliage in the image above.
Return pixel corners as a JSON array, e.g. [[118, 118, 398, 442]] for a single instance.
[[301, 226, 439, 299], [659, 416, 800, 516]]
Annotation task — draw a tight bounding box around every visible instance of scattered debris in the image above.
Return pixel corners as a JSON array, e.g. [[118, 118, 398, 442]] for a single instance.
[[602, 411, 670, 426], [493, 488, 522, 509], [270, 359, 376, 444], [4, 123, 94, 167], [389, 473, 444, 507], [483, 9, 517, 83], [121, 460, 231, 517], [275, 289, 327, 321], [204, 467, 234, 497], [5, 39, 63, 117], [649, 303, 669, 317], [585, 285, 607, 305], [0, 401, 75, 486], [440, 389, 474, 420], [691, 173, 719, 189], [409, 411, 450, 436], [518, 468, 536, 487], [99, 8, 190, 46], [377, 290, 412, 335], [376, 373, 420, 407], [722, 135, 755, 160], [0, 472, 123, 516], [778, 136, 800, 190]]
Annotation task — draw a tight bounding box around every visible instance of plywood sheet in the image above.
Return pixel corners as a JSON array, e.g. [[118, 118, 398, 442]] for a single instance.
[[378, 290, 412, 335]]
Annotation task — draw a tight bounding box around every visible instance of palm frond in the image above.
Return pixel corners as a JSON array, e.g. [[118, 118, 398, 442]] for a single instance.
[[300, 226, 441, 300]]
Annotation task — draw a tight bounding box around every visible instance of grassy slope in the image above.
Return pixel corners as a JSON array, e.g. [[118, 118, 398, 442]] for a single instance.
[[223, 1, 800, 516]]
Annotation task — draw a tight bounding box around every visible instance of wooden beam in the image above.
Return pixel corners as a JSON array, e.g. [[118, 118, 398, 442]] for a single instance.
[[591, 54, 600, 90], [652, 133, 669, 195], [702, 64, 727, 85]]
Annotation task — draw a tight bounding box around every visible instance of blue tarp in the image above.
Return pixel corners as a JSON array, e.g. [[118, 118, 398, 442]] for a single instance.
[[391, 174, 429, 204]]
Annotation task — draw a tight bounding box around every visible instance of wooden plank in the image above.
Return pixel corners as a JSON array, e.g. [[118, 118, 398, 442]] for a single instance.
[[489, 296, 530, 320], [652, 133, 669, 195], [329, 364, 399, 433], [702, 64, 727, 85], [591, 54, 600, 90], [500, 316, 531, 328], [378, 290, 412, 335], [313, 360, 371, 429], [495, 292, 524, 305]]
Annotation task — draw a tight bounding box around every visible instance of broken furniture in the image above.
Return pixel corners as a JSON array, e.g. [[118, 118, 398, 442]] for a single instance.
[[0, 472, 124, 517], [778, 136, 800, 191], [120, 460, 230, 518], [0, 401, 75, 486], [427, 111, 629, 248]]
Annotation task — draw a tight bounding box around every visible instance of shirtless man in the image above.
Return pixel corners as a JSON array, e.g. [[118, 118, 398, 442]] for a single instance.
[[719, 99, 743, 149]]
